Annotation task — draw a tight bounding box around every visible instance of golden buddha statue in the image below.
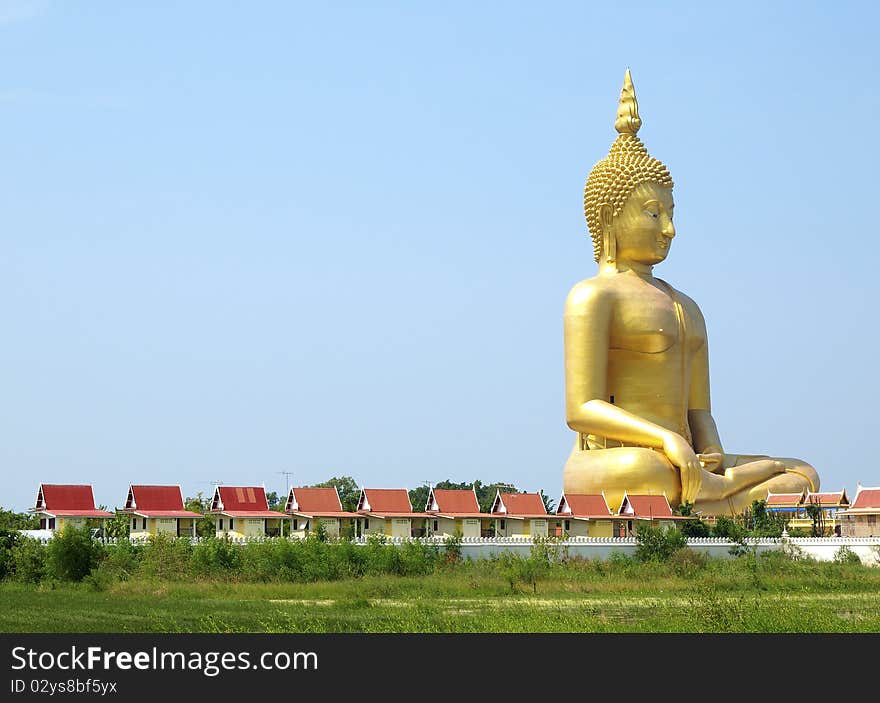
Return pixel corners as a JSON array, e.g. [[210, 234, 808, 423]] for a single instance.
[[562, 70, 819, 516]]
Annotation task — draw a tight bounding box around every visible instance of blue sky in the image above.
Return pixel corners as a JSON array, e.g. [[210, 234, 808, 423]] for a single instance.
[[2, 1, 879, 511]]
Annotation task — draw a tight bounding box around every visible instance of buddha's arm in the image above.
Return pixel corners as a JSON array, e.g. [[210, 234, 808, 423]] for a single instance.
[[565, 282, 704, 502], [686, 304, 724, 456], [564, 283, 690, 448]]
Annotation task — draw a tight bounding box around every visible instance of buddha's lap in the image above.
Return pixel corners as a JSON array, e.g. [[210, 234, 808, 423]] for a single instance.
[[563, 446, 818, 505]]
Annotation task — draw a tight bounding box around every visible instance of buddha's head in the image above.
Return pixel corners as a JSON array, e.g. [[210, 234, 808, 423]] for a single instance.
[[584, 70, 674, 266]]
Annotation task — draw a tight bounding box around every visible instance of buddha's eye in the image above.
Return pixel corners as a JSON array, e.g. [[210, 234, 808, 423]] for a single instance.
[[645, 210, 659, 219]]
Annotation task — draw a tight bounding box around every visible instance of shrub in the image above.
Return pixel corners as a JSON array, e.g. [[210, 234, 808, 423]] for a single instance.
[[10, 537, 46, 583], [0, 528, 20, 580], [634, 524, 687, 562], [45, 526, 102, 582], [85, 539, 142, 590], [668, 547, 709, 576], [137, 534, 193, 580], [192, 537, 243, 578], [833, 545, 862, 565], [443, 534, 463, 564]]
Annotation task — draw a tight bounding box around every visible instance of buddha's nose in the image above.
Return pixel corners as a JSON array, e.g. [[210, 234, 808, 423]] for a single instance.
[[661, 216, 675, 239]]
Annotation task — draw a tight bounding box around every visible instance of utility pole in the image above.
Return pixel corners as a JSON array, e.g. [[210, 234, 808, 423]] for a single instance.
[[278, 471, 294, 496]]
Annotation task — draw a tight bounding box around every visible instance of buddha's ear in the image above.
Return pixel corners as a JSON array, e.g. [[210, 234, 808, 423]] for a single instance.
[[599, 204, 616, 264]]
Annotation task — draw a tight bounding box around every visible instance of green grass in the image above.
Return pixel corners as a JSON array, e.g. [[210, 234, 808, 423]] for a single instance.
[[3, 554, 880, 633]]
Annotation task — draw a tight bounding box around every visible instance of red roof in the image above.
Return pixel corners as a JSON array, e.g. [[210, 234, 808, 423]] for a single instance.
[[287, 487, 343, 513], [805, 491, 848, 507], [129, 485, 184, 510], [492, 492, 547, 516], [124, 485, 201, 518], [619, 494, 674, 519], [851, 487, 880, 510], [211, 486, 281, 518], [557, 494, 612, 518], [766, 492, 804, 506], [359, 488, 412, 513], [428, 488, 480, 514], [32, 484, 114, 517]]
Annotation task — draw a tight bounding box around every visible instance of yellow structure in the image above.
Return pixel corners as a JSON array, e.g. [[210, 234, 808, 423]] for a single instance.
[[424, 487, 490, 538], [490, 491, 549, 538], [29, 484, 113, 533], [119, 485, 202, 539], [554, 493, 615, 537], [562, 70, 819, 516]]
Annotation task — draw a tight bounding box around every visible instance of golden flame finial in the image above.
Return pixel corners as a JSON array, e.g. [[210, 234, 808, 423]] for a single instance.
[[614, 68, 642, 135]]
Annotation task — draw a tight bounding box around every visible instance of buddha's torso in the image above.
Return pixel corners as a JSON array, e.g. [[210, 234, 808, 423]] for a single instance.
[[587, 272, 705, 444]]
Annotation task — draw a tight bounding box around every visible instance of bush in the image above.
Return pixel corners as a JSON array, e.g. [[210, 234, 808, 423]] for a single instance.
[[443, 534, 463, 564], [192, 537, 243, 578], [634, 524, 687, 562], [0, 528, 20, 580], [10, 537, 46, 583], [833, 545, 862, 565], [668, 547, 709, 576], [137, 534, 193, 580], [45, 527, 103, 582], [91, 539, 142, 584]]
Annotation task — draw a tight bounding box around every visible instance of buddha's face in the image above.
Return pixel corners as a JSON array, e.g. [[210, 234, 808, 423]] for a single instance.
[[608, 181, 675, 266]]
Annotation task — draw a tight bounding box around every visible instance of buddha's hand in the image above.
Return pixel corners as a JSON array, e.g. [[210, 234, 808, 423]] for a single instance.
[[661, 432, 703, 504]]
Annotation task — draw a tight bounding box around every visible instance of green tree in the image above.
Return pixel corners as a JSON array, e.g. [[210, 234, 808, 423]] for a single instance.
[[805, 500, 825, 537], [184, 493, 215, 538], [266, 491, 281, 509], [675, 501, 710, 537], [539, 490, 556, 514], [634, 524, 688, 562], [0, 507, 39, 531], [45, 526, 103, 582], [312, 476, 360, 512]]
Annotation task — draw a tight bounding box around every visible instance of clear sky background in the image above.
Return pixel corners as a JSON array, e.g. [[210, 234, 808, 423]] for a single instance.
[[2, 1, 878, 511]]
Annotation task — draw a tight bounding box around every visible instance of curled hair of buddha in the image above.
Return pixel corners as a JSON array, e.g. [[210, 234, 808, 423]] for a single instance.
[[584, 69, 674, 261]]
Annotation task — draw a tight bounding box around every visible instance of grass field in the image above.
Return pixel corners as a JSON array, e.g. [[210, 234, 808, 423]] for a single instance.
[[3, 553, 880, 633]]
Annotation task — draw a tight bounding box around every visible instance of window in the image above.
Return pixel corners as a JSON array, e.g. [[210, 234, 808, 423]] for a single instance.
[[564, 519, 571, 531], [142, 518, 147, 530], [49, 518, 55, 529], [364, 519, 369, 529], [500, 519, 506, 530], [131, 518, 136, 530], [219, 519, 224, 530], [39, 518, 46, 529], [868, 515, 877, 525], [229, 518, 235, 530], [433, 520, 438, 531], [292, 519, 298, 530]]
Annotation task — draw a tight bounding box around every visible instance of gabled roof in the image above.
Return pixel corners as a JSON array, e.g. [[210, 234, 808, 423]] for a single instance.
[[766, 491, 805, 507], [358, 488, 412, 514], [30, 484, 114, 518], [557, 493, 612, 518], [490, 491, 547, 517], [122, 485, 202, 518], [209, 486, 281, 518], [804, 490, 849, 507], [850, 486, 880, 510], [286, 487, 356, 517], [617, 493, 676, 519], [426, 488, 481, 515]]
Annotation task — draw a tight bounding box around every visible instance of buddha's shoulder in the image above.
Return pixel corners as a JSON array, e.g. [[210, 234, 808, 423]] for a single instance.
[[564, 276, 617, 312], [655, 279, 707, 327]]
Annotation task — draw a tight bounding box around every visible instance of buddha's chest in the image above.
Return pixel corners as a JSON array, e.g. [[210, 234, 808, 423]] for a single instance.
[[609, 287, 689, 354]]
